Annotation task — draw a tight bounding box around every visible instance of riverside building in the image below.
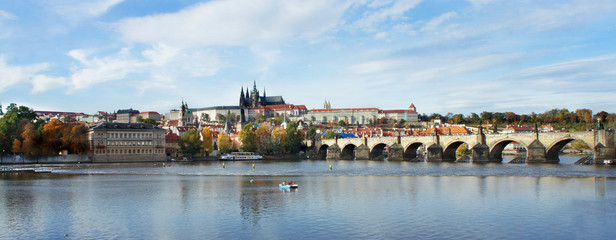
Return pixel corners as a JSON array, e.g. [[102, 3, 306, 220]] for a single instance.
[[88, 122, 166, 162]]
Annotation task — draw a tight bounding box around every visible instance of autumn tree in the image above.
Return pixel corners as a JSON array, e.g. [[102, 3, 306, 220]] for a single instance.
[[255, 124, 273, 154], [217, 132, 232, 154], [41, 119, 66, 156], [239, 126, 257, 153], [179, 129, 202, 156], [21, 123, 40, 158], [272, 126, 287, 154], [12, 139, 21, 154], [67, 123, 89, 154], [201, 127, 214, 156]]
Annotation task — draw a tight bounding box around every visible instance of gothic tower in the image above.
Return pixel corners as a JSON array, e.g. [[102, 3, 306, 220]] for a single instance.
[[239, 87, 245, 107], [250, 80, 260, 108]]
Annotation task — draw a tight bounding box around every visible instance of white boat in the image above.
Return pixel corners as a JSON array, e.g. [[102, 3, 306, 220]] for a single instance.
[[219, 152, 264, 161], [604, 159, 614, 165]]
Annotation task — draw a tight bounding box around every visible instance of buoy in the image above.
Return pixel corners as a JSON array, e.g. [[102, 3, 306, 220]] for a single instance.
[[250, 179, 254, 183], [163, 163, 165, 167], [329, 164, 333, 170], [222, 162, 226, 168], [252, 163, 255, 169]]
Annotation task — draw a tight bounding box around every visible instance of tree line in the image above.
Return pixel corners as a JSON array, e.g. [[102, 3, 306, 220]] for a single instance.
[[177, 121, 305, 156], [0, 104, 89, 158], [421, 108, 615, 130]]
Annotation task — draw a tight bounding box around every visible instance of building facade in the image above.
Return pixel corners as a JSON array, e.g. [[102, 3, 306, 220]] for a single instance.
[[89, 122, 166, 162]]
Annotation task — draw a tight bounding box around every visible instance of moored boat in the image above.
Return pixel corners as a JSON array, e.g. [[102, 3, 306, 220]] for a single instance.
[[604, 159, 615, 165], [219, 152, 264, 161]]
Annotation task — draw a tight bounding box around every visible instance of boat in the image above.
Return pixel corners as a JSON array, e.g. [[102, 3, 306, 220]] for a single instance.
[[219, 152, 264, 161], [604, 159, 615, 165], [279, 181, 298, 189]]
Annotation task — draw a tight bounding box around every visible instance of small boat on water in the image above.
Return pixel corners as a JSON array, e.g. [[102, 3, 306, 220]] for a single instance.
[[219, 152, 264, 161], [604, 159, 615, 165], [279, 181, 298, 189]]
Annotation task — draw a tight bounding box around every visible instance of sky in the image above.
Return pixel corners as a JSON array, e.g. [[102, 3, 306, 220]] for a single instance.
[[1, 0, 615, 116]]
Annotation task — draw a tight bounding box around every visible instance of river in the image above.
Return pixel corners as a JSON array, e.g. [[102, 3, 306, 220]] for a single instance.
[[1, 154, 615, 239]]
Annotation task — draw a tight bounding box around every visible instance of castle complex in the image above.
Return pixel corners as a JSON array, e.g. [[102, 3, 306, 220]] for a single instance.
[[164, 81, 418, 129]]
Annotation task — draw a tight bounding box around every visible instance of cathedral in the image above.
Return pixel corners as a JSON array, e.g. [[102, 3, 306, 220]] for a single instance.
[[239, 81, 286, 108]]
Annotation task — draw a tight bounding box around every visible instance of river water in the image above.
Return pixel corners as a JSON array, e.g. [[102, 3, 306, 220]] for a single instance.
[[1, 155, 615, 239]]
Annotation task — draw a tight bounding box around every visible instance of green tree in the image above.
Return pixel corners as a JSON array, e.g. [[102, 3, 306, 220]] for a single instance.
[[571, 140, 590, 152], [179, 129, 202, 156], [0, 103, 38, 154], [325, 130, 336, 139], [456, 143, 469, 156], [285, 122, 303, 154], [305, 126, 317, 141], [239, 127, 257, 153], [137, 118, 157, 124], [200, 113, 210, 122]]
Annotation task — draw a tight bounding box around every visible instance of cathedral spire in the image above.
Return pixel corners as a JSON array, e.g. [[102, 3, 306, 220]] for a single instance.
[[240, 87, 245, 107]]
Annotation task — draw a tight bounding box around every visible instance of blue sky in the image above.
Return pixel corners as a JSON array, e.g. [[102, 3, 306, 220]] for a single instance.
[[1, 0, 615, 115]]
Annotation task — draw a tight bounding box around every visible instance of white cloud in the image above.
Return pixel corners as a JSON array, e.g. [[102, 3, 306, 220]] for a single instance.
[[421, 11, 458, 32], [67, 44, 223, 90], [0, 56, 49, 92], [0, 10, 16, 21], [353, 0, 422, 31], [47, 0, 124, 21], [31, 75, 69, 93], [114, 0, 352, 47]]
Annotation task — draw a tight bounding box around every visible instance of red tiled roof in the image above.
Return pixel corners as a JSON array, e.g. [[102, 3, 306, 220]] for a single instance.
[[165, 133, 180, 142], [381, 110, 416, 113], [309, 108, 379, 112]]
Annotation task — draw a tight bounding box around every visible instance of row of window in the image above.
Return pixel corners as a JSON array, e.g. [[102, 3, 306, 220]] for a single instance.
[[93, 148, 164, 154], [106, 132, 160, 139], [106, 141, 153, 146]]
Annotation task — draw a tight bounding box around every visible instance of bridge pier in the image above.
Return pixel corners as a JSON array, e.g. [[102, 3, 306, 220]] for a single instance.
[[471, 144, 491, 163], [526, 140, 550, 163], [426, 143, 444, 162], [388, 143, 404, 161], [593, 130, 616, 164], [355, 144, 370, 160], [326, 144, 341, 160]]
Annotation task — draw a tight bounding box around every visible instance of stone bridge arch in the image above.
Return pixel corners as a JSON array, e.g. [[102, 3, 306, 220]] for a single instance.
[[404, 142, 424, 159], [489, 139, 527, 162], [341, 144, 357, 160], [370, 143, 388, 160], [544, 136, 594, 162], [442, 141, 472, 162], [317, 144, 329, 159]]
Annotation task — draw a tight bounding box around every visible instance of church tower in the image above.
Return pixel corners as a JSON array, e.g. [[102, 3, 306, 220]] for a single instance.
[[250, 80, 260, 108], [239, 87, 246, 107]]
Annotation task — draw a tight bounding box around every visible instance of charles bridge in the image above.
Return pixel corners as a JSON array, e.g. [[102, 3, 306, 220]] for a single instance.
[[305, 129, 615, 164]]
